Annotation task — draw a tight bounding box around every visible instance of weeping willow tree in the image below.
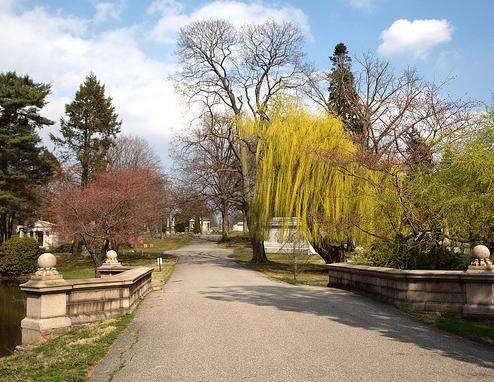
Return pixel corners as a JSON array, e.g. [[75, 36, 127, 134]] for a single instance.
[[244, 104, 381, 263]]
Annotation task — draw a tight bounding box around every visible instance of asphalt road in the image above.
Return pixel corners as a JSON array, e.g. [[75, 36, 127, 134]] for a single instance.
[[91, 238, 494, 382]]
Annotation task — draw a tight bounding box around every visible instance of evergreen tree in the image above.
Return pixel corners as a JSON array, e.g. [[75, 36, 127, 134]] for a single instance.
[[327, 43, 362, 135], [404, 128, 433, 172], [0, 72, 58, 242], [51, 73, 121, 186]]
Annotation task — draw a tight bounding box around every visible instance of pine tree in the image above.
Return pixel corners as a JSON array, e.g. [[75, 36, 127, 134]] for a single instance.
[[327, 43, 363, 135], [405, 128, 433, 172], [0, 72, 58, 242], [51, 73, 121, 186]]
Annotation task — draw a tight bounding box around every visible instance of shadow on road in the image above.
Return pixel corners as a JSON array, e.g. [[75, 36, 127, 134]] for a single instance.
[[200, 283, 494, 370]]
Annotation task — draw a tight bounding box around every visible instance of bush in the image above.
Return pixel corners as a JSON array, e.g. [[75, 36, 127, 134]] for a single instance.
[[356, 238, 472, 270], [0, 236, 42, 276]]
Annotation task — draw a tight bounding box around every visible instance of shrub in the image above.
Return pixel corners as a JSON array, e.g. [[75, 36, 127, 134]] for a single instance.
[[0, 236, 42, 276], [357, 238, 472, 270]]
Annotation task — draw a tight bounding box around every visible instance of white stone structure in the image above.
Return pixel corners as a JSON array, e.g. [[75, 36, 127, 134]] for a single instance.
[[17, 220, 60, 249], [232, 221, 246, 232], [165, 216, 175, 235], [188, 218, 211, 234], [263, 217, 311, 254]]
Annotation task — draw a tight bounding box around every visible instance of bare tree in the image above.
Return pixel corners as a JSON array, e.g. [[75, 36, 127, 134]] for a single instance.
[[173, 113, 242, 240], [106, 135, 162, 171], [175, 19, 308, 262], [305, 52, 474, 163]]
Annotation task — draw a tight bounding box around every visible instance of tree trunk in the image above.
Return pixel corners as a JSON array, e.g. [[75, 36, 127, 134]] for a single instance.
[[71, 239, 83, 257], [239, 140, 268, 263], [220, 205, 229, 241], [250, 237, 268, 263], [311, 237, 346, 264]]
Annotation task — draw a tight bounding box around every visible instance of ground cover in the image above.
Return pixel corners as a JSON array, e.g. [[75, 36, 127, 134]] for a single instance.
[[230, 248, 328, 287], [55, 234, 192, 283], [405, 310, 494, 347], [0, 314, 133, 382]]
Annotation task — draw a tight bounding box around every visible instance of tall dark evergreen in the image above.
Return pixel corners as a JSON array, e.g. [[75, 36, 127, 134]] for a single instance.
[[327, 43, 362, 135], [51, 73, 121, 186], [405, 128, 433, 172], [0, 72, 58, 243]]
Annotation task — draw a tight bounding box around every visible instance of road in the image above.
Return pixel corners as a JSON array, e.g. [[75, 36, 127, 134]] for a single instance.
[[91, 238, 494, 382]]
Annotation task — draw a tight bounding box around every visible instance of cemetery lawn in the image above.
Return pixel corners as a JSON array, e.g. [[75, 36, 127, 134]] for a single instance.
[[0, 314, 134, 382], [405, 310, 494, 347], [229, 249, 328, 287], [55, 234, 192, 283]]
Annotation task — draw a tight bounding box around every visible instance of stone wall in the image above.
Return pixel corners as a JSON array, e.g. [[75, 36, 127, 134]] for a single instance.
[[327, 263, 494, 318], [67, 267, 153, 325], [20, 254, 153, 345]]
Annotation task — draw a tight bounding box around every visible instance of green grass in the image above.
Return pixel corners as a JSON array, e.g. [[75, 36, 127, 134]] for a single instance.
[[0, 314, 134, 382], [217, 233, 251, 248], [230, 248, 328, 287], [56, 234, 191, 281], [405, 310, 494, 346]]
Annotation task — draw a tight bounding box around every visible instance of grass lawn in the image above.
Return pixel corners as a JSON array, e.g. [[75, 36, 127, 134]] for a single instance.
[[230, 248, 328, 287], [0, 314, 134, 382], [55, 234, 192, 283], [217, 233, 251, 248], [405, 310, 494, 347]]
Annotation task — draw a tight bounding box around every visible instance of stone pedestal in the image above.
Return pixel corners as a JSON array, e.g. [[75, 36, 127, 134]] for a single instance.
[[97, 250, 128, 277], [20, 253, 72, 345]]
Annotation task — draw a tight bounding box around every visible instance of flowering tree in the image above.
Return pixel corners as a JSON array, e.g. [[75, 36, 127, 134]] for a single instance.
[[47, 167, 165, 267]]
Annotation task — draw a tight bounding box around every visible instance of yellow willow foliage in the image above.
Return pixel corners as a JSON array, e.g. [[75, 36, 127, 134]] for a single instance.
[[246, 106, 382, 245]]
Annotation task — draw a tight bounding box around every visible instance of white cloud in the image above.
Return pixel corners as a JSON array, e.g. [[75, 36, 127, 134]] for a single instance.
[[379, 19, 453, 59], [0, 6, 186, 165], [0, 0, 17, 11], [148, 0, 313, 44], [93, 1, 123, 23]]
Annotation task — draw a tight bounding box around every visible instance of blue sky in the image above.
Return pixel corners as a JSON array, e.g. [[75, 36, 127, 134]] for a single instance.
[[1, 0, 493, 164]]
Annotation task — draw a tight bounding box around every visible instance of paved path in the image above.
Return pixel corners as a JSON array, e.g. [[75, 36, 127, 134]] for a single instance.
[[91, 238, 494, 382]]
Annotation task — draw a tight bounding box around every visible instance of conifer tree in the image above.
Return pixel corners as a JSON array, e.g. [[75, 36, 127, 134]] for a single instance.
[[327, 43, 363, 135], [0, 72, 57, 242], [51, 73, 121, 186]]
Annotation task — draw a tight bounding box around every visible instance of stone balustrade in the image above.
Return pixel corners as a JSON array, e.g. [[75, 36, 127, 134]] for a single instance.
[[20, 251, 153, 345], [328, 245, 494, 318]]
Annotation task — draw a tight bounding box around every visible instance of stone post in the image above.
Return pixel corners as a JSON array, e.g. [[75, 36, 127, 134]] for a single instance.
[[463, 245, 494, 317], [97, 250, 126, 277], [468, 244, 492, 271], [20, 253, 71, 345]]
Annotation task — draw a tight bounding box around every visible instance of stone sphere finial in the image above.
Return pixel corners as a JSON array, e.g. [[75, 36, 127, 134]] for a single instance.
[[469, 244, 492, 271], [34, 253, 60, 279], [473, 245, 490, 260], [104, 250, 121, 266], [38, 253, 57, 269]]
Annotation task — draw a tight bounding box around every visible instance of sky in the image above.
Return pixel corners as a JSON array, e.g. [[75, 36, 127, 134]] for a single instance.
[[1, 0, 493, 166]]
